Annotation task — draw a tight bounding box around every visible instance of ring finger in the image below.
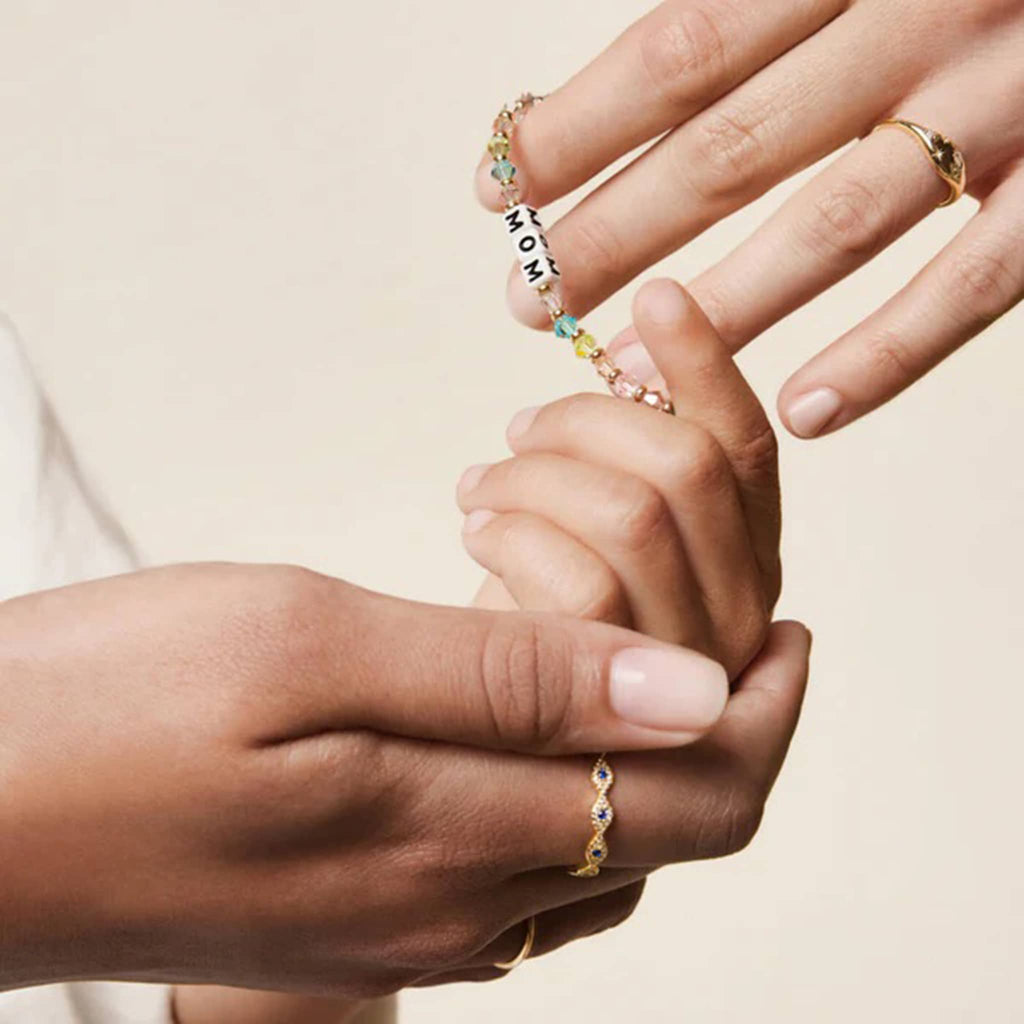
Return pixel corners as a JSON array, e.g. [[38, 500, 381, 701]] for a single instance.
[[685, 74, 1024, 359], [412, 881, 647, 986]]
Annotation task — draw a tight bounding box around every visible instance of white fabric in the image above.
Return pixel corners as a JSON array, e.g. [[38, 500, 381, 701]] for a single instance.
[[0, 316, 170, 1022]]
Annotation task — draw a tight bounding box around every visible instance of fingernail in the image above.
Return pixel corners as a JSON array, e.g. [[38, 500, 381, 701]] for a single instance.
[[506, 406, 540, 445], [613, 341, 657, 382], [786, 387, 842, 439], [463, 509, 497, 534], [640, 280, 690, 325], [457, 463, 491, 499], [609, 648, 728, 732]]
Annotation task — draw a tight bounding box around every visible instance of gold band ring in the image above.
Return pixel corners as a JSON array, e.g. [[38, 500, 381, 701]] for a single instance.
[[569, 754, 615, 878], [493, 915, 537, 972], [871, 119, 966, 207]]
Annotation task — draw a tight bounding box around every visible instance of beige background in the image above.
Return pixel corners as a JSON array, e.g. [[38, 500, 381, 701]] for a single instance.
[[1, 3, 1022, 1021]]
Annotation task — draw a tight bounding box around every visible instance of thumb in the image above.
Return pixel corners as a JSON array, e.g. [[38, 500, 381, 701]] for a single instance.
[[307, 583, 730, 755]]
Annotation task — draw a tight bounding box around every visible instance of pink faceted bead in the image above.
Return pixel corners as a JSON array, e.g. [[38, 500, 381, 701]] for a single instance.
[[539, 286, 564, 315], [593, 355, 618, 381], [610, 373, 642, 400]]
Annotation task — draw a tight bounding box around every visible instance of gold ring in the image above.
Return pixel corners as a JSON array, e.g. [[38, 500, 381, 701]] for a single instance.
[[569, 754, 614, 878], [493, 915, 537, 972], [871, 118, 966, 207]]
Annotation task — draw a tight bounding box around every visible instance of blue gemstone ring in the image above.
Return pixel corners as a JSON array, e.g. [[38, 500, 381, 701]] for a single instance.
[[569, 754, 615, 878]]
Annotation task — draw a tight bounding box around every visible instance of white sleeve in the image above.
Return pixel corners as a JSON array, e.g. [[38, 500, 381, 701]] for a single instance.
[[0, 320, 169, 1019], [0, 983, 173, 1024]]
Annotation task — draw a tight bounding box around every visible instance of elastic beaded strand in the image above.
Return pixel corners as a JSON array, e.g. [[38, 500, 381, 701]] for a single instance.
[[487, 94, 674, 415]]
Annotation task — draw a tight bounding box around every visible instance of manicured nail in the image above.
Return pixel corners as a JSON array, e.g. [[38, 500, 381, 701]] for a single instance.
[[463, 509, 497, 534], [609, 647, 728, 732], [786, 387, 842, 438], [640, 280, 690, 325], [457, 463, 491, 499], [613, 341, 657, 382], [506, 406, 540, 445]]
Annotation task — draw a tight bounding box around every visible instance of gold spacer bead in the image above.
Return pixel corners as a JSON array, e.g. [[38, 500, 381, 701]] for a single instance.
[[537, 283, 550, 294], [606, 368, 622, 383], [588, 347, 605, 361], [549, 307, 565, 320], [571, 327, 585, 340], [632, 385, 647, 402]]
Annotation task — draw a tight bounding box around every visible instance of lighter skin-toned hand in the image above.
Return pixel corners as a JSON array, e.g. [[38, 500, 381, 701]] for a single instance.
[[477, 0, 1024, 438], [0, 559, 807, 1006], [461, 279, 782, 681]]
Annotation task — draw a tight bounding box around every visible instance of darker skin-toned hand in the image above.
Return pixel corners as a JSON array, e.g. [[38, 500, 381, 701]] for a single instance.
[[0, 562, 808, 1003]]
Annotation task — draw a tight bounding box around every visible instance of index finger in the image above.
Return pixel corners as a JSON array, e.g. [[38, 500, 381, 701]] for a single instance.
[[615, 279, 781, 598], [474, 0, 844, 211]]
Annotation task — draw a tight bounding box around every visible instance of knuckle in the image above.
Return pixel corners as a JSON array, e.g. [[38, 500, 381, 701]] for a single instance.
[[663, 429, 730, 497], [559, 215, 623, 292], [429, 917, 495, 969], [255, 565, 329, 635], [801, 177, 896, 262], [939, 242, 1022, 324], [640, 2, 727, 106], [573, 566, 629, 625], [478, 616, 574, 751], [235, 565, 334, 685], [689, 100, 772, 200], [861, 331, 918, 390], [730, 420, 779, 483], [617, 481, 674, 553], [549, 392, 601, 434], [722, 597, 771, 676], [692, 780, 765, 859]]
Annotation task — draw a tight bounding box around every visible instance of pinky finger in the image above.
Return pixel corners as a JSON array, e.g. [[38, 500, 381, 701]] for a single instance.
[[409, 880, 646, 986], [462, 509, 633, 627], [779, 165, 1024, 439]]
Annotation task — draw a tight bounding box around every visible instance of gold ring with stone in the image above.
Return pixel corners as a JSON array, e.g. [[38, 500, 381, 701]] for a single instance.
[[871, 119, 966, 207], [569, 754, 615, 878], [493, 915, 537, 972]]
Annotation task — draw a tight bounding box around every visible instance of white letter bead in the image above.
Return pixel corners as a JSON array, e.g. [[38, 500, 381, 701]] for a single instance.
[[511, 228, 551, 264], [502, 203, 545, 239], [504, 204, 560, 289], [518, 250, 561, 289]]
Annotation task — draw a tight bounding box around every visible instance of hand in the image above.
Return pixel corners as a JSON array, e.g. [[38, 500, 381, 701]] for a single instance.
[[0, 561, 803, 998], [459, 279, 780, 679], [477, 0, 1024, 437]]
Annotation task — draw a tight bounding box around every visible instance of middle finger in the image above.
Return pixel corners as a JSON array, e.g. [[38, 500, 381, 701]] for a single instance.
[[475, 0, 846, 212], [504, 1, 930, 329]]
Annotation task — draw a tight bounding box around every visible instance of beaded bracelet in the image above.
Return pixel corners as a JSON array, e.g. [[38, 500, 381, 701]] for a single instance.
[[486, 93, 674, 415]]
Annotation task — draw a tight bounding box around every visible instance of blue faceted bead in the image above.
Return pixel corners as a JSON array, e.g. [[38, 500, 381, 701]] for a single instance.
[[597, 770, 608, 780], [598, 810, 608, 820], [592, 849, 603, 858], [554, 314, 578, 339], [490, 159, 516, 182]]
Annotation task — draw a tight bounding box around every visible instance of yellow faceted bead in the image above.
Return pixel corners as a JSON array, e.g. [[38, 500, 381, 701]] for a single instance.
[[488, 134, 510, 158], [574, 333, 599, 359]]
